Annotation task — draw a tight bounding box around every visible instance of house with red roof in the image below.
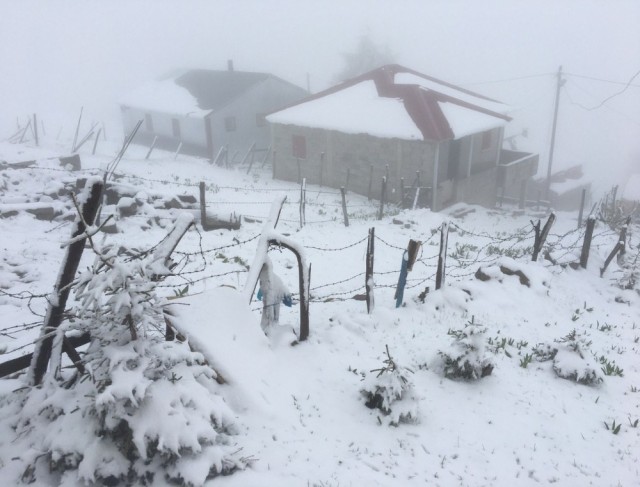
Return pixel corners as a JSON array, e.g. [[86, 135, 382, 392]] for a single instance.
[[267, 64, 538, 210], [120, 62, 307, 160]]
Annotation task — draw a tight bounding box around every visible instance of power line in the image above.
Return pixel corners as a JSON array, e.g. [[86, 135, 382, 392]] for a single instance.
[[462, 72, 554, 86], [565, 72, 640, 88], [564, 68, 640, 111]]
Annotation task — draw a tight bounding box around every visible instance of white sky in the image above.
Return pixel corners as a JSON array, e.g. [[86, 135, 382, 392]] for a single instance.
[[1, 0, 638, 191]]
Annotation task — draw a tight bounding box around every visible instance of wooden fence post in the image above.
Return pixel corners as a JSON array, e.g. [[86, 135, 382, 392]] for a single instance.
[[577, 188, 586, 228], [299, 178, 306, 228], [340, 186, 349, 227], [394, 239, 421, 308], [531, 212, 556, 261], [145, 135, 157, 160], [366, 227, 375, 314], [33, 113, 38, 146], [436, 222, 449, 290], [580, 216, 596, 269], [199, 181, 207, 229], [174, 142, 183, 160], [378, 176, 387, 220], [28, 179, 104, 386], [92, 127, 103, 155], [71, 106, 83, 152], [599, 216, 632, 276]]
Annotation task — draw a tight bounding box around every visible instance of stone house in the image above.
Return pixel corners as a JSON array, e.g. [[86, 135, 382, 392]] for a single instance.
[[120, 62, 308, 160], [267, 64, 538, 210]]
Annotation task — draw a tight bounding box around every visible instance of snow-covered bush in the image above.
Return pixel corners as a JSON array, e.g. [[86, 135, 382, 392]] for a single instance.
[[551, 330, 603, 385], [2, 232, 248, 486], [438, 318, 494, 380], [361, 345, 418, 426]]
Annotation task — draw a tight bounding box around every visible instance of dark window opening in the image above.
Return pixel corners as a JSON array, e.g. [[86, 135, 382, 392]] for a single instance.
[[292, 135, 307, 159], [225, 116, 237, 132]]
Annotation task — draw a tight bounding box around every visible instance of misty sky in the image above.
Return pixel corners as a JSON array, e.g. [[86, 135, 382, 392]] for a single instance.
[[1, 0, 638, 192]]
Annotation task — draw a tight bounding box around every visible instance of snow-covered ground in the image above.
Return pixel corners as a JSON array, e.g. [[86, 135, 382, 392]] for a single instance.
[[1, 130, 639, 486]]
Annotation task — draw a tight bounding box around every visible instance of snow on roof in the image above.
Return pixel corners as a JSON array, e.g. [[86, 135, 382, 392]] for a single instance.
[[267, 80, 423, 141], [623, 174, 640, 201], [438, 101, 508, 139], [267, 64, 511, 142], [120, 79, 209, 118], [395, 72, 512, 116]]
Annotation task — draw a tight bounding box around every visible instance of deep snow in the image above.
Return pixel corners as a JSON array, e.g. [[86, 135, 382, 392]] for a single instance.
[[0, 131, 639, 486]]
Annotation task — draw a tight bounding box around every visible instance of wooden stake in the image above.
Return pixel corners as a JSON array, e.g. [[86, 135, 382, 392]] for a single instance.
[[340, 186, 349, 227], [577, 188, 586, 228], [532, 212, 556, 261], [28, 180, 103, 385], [378, 176, 387, 220], [580, 216, 596, 269], [33, 114, 38, 146], [71, 107, 83, 152], [366, 227, 375, 314], [199, 181, 207, 229], [436, 222, 449, 290], [92, 128, 102, 155], [145, 135, 157, 160]]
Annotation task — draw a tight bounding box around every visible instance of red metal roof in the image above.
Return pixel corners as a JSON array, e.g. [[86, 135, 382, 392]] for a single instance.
[[270, 64, 512, 142]]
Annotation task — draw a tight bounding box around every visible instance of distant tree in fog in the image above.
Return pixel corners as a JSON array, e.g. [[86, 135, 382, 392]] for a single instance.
[[334, 35, 396, 82]]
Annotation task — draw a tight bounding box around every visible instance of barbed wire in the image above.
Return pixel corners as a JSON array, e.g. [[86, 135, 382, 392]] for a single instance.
[[305, 236, 368, 252]]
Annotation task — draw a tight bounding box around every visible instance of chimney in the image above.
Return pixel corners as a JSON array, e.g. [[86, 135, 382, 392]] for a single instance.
[[227, 59, 234, 72]]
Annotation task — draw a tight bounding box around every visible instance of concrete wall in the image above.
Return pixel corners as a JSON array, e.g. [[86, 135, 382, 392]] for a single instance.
[[209, 77, 308, 159], [271, 123, 438, 204], [121, 76, 306, 160]]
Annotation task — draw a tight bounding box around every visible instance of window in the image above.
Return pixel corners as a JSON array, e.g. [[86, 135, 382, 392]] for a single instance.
[[171, 118, 181, 138], [292, 135, 307, 159], [225, 116, 237, 132], [256, 113, 267, 127], [481, 130, 493, 151], [144, 113, 153, 132]]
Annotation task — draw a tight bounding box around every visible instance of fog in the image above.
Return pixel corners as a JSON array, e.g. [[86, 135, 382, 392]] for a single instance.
[[1, 0, 638, 193]]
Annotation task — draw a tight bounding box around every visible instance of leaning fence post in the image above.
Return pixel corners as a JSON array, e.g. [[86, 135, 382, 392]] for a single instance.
[[145, 135, 158, 160], [28, 178, 104, 386], [174, 141, 183, 160], [378, 176, 387, 220], [580, 216, 596, 269], [577, 188, 586, 228], [366, 227, 375, 314], [33, 113, 39, 146], [531, 212, 556, 261], [394, 239, 421, 308], [436, 222, 449, 290], [340, 186, 349, 227]]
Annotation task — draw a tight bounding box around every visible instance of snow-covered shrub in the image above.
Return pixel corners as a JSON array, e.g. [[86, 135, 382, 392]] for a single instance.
[[438, 318, 494, 380], [2, 234, 248, 486], [551, 330, 603, 385], [361, 345, 418, 426]]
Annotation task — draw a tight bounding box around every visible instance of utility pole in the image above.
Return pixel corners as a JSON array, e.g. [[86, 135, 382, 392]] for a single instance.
[[546, 65, 564, 200]]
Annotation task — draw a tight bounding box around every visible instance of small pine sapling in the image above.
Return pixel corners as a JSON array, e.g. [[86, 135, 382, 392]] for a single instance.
[[361, 345, 418, 426], [438, 317, 494, 380], [3, 224, 248, 486], [551, 329, 603, 385]]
